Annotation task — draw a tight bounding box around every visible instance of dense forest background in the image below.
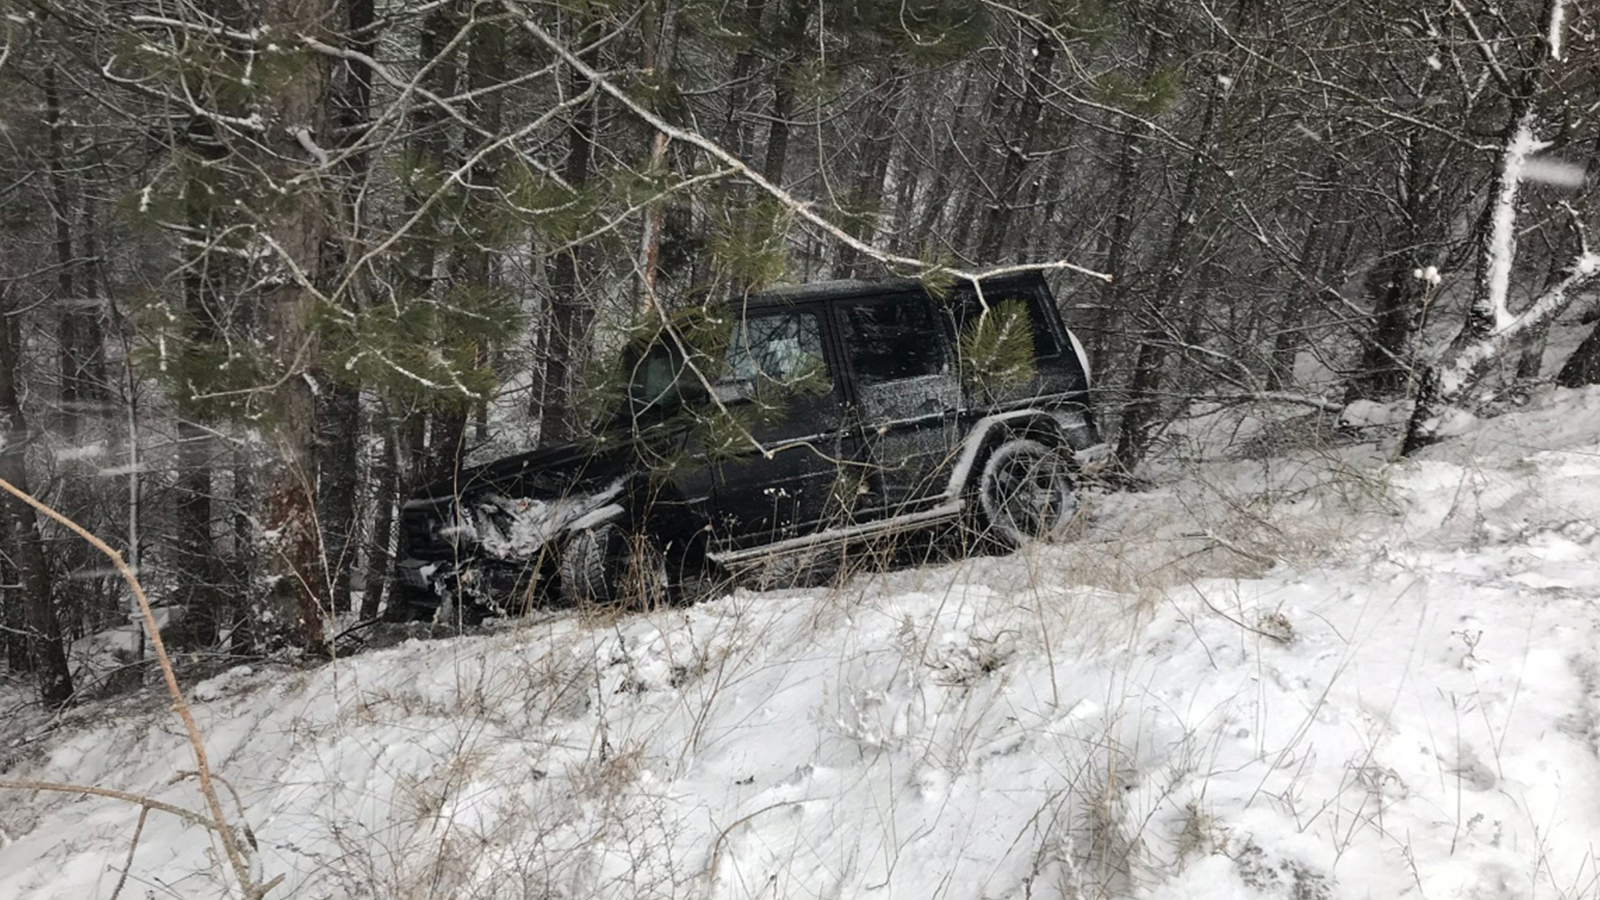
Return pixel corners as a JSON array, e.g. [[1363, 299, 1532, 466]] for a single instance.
[[1, 0, 1598, 704]]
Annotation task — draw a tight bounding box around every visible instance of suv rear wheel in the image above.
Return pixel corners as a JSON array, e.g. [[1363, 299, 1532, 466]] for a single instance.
[[976, 438, 1078, 548]]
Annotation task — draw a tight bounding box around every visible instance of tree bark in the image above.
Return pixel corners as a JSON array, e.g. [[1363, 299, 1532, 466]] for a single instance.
[[836, 70, 902, 277], [313, 0, 379, 618], [719, 0, 768, 161], [318, 381, 360, 614], [760, 0, 811, 187], [1091, 15, 1169, 373], [359, 420, 397, 620], [254, 0, 336, 652], [1406, 257, 1600, 454], [171, 420, 222, 648], [45, 65, 80, 443], [538, 36, 597, 447], [1267, 157, 1340, 391], [976, 28, 1056, 262], [1, 536, 25, 672], [1344, 132, 1440, 402]]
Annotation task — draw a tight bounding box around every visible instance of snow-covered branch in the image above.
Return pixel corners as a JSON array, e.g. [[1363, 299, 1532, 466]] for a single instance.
[[1467, 109, 1548, 339]]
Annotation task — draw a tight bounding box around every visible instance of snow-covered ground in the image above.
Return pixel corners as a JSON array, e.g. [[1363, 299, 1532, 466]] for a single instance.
[[5, 387, 1600, 900]]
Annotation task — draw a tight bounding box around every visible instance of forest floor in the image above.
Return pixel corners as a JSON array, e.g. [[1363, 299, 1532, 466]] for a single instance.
[[3, 385, 1600, 900]]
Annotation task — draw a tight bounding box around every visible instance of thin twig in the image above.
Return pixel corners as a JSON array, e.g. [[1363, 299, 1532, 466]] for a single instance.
[[109, 806, 150, 900]]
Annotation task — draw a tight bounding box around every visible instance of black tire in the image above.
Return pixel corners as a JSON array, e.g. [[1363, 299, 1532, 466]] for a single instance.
[[559, 522, 669, 608], [975, 438, 1078, 549]]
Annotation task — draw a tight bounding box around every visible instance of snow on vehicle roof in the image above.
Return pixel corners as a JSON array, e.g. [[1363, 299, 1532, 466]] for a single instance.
[[735, 270, 1046, 308]]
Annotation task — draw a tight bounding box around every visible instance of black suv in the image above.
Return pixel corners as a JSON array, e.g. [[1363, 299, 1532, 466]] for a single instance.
[[393, 271, 1103, 620]]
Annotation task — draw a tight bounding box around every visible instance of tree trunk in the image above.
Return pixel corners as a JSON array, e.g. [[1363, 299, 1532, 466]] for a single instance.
[[169, 170, 226, 649], [1406, 257, 1600, 454], [1344, 132, 1438, 402], [228, 453, 257, 653], [0, 298, 74, 706], [760, 0, 811, 187], [910, 78, 970, 256], [836, 70, 901, 277], [318, 381, 360, 613], [171, 420, 222, 648], [1, 540, 26, 672], [360, 420, 397, 620], [1114, 87, 1219, 469], [976, 29, 1056, 262], [762, 76, 796, 187], [1402, 4, 1570, 454], [1267, 157, 1339, 391], [1557, 321, 1600, 387], [254, 0, 335, 652], [313, 0, 378, 618], [45, 65, 81, 443], [539, 42, 597, 446], [719, 0, 768, 161], [1091, 15, 1168, 373], [1547, 135, 1600, 385]]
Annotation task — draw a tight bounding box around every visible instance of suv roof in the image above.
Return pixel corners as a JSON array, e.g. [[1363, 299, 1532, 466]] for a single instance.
[[732, 271, 1047, 311]]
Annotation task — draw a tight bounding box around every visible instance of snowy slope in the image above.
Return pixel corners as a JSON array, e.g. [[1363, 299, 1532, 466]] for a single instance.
[[4, 388, 1600, 900]]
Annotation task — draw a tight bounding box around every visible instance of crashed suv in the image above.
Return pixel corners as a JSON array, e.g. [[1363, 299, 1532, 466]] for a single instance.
[[393, 271, 1104, 621]]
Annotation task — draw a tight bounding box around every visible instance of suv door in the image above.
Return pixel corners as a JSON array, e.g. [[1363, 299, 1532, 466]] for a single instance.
[[832, 292, 961, 515], [707, 306, 847, 548]]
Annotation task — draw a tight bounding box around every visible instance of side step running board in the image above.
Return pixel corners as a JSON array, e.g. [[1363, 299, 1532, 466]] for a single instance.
[[706, 501, 965, 567]]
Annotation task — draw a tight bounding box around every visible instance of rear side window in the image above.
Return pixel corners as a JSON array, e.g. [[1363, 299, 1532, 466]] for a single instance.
[[837, 296, 947, 382], [944, 283, 1060, 360]]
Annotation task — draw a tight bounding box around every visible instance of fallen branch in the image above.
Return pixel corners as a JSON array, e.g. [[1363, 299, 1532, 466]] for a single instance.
[[0, 779, 218, 830], [109, 806, 149, 900]]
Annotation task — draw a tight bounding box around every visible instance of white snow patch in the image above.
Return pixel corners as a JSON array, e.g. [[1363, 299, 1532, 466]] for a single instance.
[[1339, 398, 1407, 429], [7, 387, 1600, 899]]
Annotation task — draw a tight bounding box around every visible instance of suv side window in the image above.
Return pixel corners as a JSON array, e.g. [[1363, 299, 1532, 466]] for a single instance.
[[724, 311, 830, 390], [836, 295, 946, 382], [945, 284, 1061, 360]]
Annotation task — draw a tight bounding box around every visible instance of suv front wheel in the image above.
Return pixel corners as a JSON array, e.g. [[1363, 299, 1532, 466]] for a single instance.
[[976, 438, 1079, 548], [560, 523, 670, 608]]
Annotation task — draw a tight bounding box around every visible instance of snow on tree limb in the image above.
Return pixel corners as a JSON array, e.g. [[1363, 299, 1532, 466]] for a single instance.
[[1404, 250, 1600, 454], [1549, 0, 1568, 60], [1444, 251, 1600, 396], [1475, 112, 1546, 337], [1401, 0, 1585, 456]]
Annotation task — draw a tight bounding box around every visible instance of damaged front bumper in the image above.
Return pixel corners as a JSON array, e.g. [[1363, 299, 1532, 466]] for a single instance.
[[395, 479, 628, 606]]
